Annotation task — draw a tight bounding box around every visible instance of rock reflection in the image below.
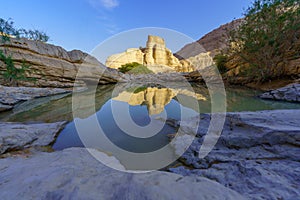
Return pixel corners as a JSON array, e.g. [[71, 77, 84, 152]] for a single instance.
[[113, 86, 206, 115]]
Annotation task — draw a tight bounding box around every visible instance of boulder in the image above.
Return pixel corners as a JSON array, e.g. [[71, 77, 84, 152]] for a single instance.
[[169, 109, 300, 200], [0, 148, 245, 200], [259, 83, 300, 102], [0, 121, 67, 154]]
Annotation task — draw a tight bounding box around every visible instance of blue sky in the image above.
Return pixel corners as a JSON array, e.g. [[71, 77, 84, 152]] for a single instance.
[[1, 0, 253, 56]]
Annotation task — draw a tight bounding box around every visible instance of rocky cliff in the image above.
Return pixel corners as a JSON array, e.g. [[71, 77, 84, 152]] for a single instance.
[[0, 38, 125, 88], [106, 35, 194, 73]]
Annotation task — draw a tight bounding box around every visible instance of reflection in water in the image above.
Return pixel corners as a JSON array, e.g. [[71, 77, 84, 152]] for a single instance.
[[53, 97, 200, 170], [113, 87, 206, 115], [53, 97, 200, 151], [1, 83, 300, 123]]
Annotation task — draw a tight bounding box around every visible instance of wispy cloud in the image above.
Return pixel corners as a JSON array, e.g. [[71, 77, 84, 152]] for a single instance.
[[88, 0, 119, 10], [88, 0, 120, 35], [101, 0, 119, 9]]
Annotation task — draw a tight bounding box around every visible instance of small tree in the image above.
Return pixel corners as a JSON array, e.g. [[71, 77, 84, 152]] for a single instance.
[[230, 0, 300, 82], [18, 28, 49, 42], [0, 18, 18, 42], [0, 18, 50, 42]]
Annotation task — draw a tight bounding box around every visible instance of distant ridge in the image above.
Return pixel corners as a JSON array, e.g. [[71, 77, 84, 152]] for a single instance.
[[176, 19, 243, 59]]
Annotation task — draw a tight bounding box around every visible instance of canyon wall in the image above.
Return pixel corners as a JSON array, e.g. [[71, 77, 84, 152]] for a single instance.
[[0, 38, 125, 88]]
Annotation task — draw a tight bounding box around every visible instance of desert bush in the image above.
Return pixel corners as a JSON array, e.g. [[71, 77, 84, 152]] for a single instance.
[[118, 62, 153, 74], [213, 54, 228, 74], [0, 50, 36, 86]]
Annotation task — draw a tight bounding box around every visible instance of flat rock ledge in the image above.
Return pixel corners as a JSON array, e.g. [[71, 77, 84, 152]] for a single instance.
[[0, 148, 245, 200], [169, 109, 300, 200], [0, 103, 13, 112], [0, 85, 71, 112], [259, 83, 300, 102], [0, 121, 67, 154]]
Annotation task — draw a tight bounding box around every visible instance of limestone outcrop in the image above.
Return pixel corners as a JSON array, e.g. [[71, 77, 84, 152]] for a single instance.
[[0, 38, 125, 88], [0, 148, 245, 200], [106, 35, 194, 73]]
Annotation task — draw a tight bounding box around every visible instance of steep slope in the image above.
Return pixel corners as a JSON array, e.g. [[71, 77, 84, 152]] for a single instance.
[[176, 19, 242, 59]]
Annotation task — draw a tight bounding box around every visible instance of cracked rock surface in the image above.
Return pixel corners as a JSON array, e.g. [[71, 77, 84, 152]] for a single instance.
[[169, 109, 300, 200], [0, 148, 245, 200]]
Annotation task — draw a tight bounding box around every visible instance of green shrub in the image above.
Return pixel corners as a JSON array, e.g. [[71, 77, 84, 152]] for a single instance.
[[0, 50, 36, 86], [118, 62, 153, 74], [128, 65, 153, 74], [213, 54, 228, 74], [118, 62, 141, 73]]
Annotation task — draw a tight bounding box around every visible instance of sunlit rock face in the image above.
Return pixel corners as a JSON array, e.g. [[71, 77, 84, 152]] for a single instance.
[[144, 35, 182, 68], [105, 48, 144, 70], [105, 35, 195, 73], [113, 87, 206, 115], [186, 52, 214, 70]]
